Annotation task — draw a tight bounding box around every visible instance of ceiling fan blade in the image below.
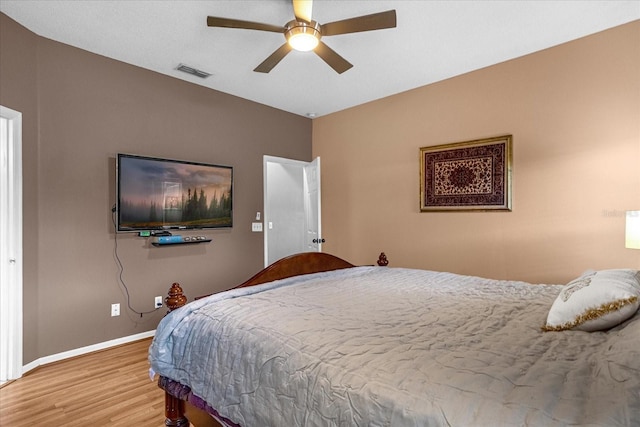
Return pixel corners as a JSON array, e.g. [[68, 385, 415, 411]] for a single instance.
[[292, 0, 313, 23], [322, 10, 396, 36], [314, 42, 353, 74], [207, 16, 284, 33], [254, 43, 293, 73]]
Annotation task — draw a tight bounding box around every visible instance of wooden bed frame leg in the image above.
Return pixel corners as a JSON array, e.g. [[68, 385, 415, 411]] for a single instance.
[[165, 392, 189, 426], [163, 282, 189, 426]]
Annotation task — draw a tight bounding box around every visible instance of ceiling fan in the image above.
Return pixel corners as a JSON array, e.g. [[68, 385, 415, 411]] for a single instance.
[[206, 0, 396, 74]]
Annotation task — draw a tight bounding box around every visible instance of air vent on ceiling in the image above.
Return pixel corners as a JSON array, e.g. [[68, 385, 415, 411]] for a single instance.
[[176, 63, 212, 79]]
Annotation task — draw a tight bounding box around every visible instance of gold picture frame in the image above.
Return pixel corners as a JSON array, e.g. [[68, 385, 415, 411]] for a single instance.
[[420, 135, 512, 212]]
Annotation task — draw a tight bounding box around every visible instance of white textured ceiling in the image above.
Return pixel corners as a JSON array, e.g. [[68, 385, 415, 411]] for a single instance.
[[1, 1, 639, 118]]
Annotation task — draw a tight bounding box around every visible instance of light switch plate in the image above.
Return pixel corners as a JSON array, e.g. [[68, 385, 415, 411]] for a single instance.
[[252, 222, 263, 232]]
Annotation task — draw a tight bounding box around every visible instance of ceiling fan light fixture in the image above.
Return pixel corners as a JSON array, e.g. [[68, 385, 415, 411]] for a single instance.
[[286, 20, 321, 51]]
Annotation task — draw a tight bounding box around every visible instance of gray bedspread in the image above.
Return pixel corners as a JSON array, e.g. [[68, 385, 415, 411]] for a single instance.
[[149, 267, 640, 426]]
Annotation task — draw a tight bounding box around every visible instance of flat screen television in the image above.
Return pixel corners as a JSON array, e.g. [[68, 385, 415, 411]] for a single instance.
[[116, 153, 233, 232]]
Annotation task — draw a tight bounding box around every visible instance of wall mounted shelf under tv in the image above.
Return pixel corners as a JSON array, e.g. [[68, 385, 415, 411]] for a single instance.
[[151, 238, 212, 247], [150, 234, 211, 246]]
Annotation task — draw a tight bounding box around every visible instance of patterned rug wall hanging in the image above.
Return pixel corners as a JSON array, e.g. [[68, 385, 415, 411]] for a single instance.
[[420, 135, 512, 211]]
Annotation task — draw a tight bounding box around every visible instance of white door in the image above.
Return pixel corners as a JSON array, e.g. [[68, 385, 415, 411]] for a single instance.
[[263, 156, 321, 267], [303, 157, 321, 251], [0, 105, 23, 383]]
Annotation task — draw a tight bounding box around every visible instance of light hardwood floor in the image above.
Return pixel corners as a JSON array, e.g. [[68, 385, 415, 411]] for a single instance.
[[0, 338, 168, 427]]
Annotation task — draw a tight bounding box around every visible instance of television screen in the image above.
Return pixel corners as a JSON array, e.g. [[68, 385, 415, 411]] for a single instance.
[[116, 154, 232, 232]]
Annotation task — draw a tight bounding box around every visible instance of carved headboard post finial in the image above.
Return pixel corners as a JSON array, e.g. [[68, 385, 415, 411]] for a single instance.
[[165, 283, 187, 313], [377, 252, 389, 267]]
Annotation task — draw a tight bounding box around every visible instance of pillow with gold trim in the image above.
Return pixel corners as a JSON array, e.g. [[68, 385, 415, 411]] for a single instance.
[[543, 269, 640, 332]]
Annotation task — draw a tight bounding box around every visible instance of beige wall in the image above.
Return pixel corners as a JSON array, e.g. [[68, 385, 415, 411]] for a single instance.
[[314, 21, 640, 284], [0, 14, 312, 363]]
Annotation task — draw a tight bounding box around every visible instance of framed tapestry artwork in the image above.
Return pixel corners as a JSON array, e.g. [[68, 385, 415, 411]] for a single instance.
[[420, 135, 512, 212]]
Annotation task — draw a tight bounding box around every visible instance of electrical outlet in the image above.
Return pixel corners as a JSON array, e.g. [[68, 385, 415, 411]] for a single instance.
[[155, 296, 163, 308], [111, 303, 120, 317]]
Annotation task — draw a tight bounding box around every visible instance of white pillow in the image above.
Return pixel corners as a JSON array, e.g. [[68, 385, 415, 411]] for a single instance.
[[543, 269, 640, 332]]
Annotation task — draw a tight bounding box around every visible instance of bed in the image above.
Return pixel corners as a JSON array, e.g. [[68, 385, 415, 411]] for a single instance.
[[149, 252, 640, 426]]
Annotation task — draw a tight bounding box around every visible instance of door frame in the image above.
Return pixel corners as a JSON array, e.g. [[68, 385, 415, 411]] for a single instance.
[[0, 105, 23, 382]]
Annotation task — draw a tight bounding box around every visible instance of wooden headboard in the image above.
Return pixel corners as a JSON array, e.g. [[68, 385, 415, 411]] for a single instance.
[[235, 252, 356, 288], [165, 251, 388, 308]]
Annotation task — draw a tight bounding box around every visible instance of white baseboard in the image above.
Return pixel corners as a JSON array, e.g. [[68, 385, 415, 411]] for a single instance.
[[22, 330, 156, 375]]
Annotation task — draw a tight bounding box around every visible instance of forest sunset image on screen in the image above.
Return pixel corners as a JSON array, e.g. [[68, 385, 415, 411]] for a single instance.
[[117, 155, 232, 230]]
